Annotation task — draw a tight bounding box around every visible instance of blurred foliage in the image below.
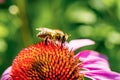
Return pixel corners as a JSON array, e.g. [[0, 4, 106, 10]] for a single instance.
[[0, 0, 120, 77]]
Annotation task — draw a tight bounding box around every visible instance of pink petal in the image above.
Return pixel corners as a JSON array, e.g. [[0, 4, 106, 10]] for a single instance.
[[75, 50, 120, 80], [68, 39, 95, 51], [1, 66, 12, 80], [75, 50, 110, 71], [84, 70, 120, 80]]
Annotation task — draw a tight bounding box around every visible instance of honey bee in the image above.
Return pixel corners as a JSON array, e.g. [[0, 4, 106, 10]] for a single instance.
[[36, 27, 69, 45]]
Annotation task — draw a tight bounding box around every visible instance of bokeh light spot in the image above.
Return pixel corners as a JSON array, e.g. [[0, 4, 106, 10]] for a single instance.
[[0, 39, 7, 53], [9, 5, 19, 15], [0, 24, 9, 38]]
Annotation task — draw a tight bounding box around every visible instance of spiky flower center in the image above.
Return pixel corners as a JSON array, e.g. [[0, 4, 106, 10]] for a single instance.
[[11, 41, 83, 80]]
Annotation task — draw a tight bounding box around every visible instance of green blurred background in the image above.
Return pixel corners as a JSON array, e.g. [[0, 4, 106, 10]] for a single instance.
[[0, 0, 120, 77]]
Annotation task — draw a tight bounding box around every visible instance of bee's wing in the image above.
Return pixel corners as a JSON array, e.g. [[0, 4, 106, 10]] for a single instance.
[[36, 28, 48, 31], [36, 28, 55, 33], [53, 29, 65, 35]]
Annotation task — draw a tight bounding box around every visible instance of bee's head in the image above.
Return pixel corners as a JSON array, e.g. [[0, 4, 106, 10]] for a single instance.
[[64, 33, 69, 40]]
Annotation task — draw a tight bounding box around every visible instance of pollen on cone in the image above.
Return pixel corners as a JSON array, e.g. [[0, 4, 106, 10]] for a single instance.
[[10, 41, 84, 80]]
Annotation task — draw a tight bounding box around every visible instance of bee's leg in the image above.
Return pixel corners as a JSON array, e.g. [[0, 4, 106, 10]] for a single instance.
[[61, 35, 66, 47], [62, 35, 66, 43], [57, 35, 61, 41], [54, 35, 61, 46], [44, 37, 48, 45]]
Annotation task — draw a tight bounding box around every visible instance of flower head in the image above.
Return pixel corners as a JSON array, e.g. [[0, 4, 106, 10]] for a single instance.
[[1, 39, 120, 80], [10, 41, 83, 80]]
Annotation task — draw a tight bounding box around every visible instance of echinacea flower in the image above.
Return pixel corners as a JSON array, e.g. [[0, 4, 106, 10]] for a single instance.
[[1, 39, 120, 80]]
